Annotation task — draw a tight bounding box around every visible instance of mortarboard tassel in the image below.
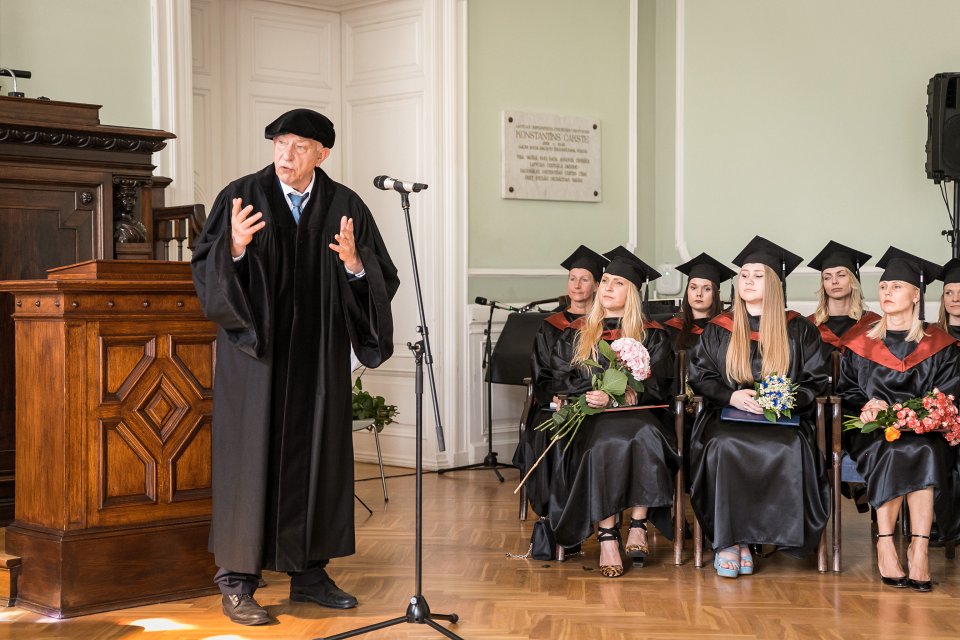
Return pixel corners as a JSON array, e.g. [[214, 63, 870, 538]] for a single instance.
[[781, 258, 788, 308], [920, 272, 926, 322]]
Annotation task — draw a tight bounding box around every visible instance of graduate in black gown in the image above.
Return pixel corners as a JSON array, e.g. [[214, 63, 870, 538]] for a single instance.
[[513, 245, 605, 518], [547, 253, 679, 577], [687, 236, 829, 578], [838, 247, 960, 592], [937, 258, 960, 341], [663, 253, 734, 354], [663, 254, 735, 491], [191, 109, 399, 625], [807, 241, 880, 354]]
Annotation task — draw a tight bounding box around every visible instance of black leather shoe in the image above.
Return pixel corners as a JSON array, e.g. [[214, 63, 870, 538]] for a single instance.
[[907, 578, 933, 592], [221, 594, 271, 625], [290, 578, 358, 609]]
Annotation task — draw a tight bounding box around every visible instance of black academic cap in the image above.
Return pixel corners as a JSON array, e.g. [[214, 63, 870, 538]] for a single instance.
[[676, 252, 736, 287], [939, 258, 960, 285], [602, 245, 635, 262], [876, 246, 941, 321], [732, 236, 803, 278], [807, 240, 871, 281], [560, 245, 607, 282], [876, 247, 941, 288], [264, 108, 336, 148], [604, 252, 661, 291]]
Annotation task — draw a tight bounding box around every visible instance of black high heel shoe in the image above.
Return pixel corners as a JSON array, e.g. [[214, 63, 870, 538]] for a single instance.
[[907, 533, 933, 592], [625, 518, 648, 567], [597, 526, 624, 578], [876, 533, 908, 588]]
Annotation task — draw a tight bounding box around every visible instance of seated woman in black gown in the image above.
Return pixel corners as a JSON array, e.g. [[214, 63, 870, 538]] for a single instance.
[[838, 247, 960, 592], [807, 241, 879, 353], [937, 258, 960, 341], [547, 252, 679, 577], [663, 253, 734, 353], [687, 236, 829, 578], [513, 245, 606, 519]]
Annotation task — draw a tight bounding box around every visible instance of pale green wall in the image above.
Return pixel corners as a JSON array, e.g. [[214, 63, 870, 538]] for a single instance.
[[0, 0, 152, 127], [680, 0, 960, 301], [468, 0, 635, 301]]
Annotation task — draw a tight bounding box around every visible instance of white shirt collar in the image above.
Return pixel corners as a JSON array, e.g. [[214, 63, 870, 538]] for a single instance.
[[279, 174, 316, 209]]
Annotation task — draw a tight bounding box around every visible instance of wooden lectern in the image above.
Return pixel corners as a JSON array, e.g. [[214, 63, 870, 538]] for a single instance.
[[0, 260, 217, 617]]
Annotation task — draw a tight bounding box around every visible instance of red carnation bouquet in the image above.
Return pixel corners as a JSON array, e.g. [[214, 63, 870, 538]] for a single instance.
[[843, 388, 960, 445]]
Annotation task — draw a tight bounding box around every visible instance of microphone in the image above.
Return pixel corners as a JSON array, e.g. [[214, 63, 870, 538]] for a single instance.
[[373, 175, 428, 193], [475, 296, 521, 312], [520, 296, 566, 312]]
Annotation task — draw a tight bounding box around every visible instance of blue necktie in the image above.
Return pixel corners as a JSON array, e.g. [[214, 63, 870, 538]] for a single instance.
[[289, 192, 307, 223]]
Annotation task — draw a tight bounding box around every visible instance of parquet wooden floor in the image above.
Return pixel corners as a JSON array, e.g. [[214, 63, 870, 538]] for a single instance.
[[2, 463, 959, 639]]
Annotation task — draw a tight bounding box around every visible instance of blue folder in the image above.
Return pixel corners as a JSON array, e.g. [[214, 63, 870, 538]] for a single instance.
[[720, 406, 800, 427]]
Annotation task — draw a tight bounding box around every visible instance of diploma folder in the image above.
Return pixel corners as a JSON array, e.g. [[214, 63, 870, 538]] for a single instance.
[[720, 406, 800, 426]]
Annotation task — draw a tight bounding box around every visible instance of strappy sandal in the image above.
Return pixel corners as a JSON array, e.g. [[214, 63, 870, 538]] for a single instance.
[[625, 518, 649, 567], [738, 544, 754, 575], [597, 526, 624, 578], [713, 545, 739, 578], [907, 533, 933, 592], [876, 532, 908, 588]]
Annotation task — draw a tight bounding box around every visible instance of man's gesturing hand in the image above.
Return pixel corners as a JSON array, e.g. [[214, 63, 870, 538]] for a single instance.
[[231, 197, 265, 258]]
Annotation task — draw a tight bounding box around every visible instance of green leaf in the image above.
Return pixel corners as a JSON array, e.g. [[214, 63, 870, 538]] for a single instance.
[[627, 378, 645, 393], [599, 368, 628, 397], [861, 421, 882, 434], [597, 340, 616, 363], [763, 408, 777, 423], [583, 359, 603, 369]]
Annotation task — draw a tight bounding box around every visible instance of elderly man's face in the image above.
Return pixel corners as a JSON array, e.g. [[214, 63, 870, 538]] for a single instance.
[[273, 133, 329, 192]]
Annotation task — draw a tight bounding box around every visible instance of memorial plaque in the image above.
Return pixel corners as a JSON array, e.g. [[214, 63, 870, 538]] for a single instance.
[[501, 111, 601, 202]]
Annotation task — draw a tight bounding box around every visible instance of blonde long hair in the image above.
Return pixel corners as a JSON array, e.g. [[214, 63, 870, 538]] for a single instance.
[[725, 265, 790, 385], [867, 282, 926, 343], [573, 279, 647, 364], [812, 268, 867, 325]]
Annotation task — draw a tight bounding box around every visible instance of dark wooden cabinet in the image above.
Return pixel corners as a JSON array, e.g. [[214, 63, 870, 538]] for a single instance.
[[0, 261, 217, 617], [0, 96, 173, 523]]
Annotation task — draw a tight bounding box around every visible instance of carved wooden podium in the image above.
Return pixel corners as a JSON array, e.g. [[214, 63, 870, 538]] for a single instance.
[[0, 260, 217, 617]]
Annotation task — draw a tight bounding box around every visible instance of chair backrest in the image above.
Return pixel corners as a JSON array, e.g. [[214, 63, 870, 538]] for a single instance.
[[829, 350, 841, 395], [676, 349, 687, 397], [153, 203, 206, 261]]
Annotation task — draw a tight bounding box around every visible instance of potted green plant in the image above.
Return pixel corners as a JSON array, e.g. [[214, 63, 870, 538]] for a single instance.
[[351, 376, 398, 433]]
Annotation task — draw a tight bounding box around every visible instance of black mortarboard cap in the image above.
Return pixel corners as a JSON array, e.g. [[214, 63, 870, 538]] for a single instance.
[[731, 236, 803, 306], [264, 108, 336, 148], [604, 252, 661, 292], [807, 240, 871, 281], [603, 245, 635, 263], [876, 246, 942, 321], [560, 245, 606, 282], [676, 252, 736, 287], [939, 258, 960, 285]]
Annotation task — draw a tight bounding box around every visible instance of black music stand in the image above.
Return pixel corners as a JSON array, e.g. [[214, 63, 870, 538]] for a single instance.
[[437, 311, 547, 481]]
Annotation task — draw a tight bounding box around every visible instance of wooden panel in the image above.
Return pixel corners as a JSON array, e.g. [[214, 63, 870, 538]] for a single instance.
[[99, 335, 156, 403], [99, 419, 156, 508], [170, 334, 216, 397], [13, 321, 66, 529], [169, 415, 212, 501]]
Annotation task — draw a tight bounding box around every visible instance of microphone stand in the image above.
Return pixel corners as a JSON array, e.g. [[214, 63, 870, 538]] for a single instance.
[[316, 192, 460, 640], [436, 300, 517, 482]]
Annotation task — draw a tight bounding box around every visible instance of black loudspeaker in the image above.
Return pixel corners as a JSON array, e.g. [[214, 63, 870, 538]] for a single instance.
[[926, 72, 960, 183]]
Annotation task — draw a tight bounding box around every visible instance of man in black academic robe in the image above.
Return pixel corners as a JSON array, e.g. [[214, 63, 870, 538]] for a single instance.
[[191, 109, 399, 625]]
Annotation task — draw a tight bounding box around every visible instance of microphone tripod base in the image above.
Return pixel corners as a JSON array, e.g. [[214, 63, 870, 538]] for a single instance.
[[437, 451, 517, 483], [316, 596, 461, 640]]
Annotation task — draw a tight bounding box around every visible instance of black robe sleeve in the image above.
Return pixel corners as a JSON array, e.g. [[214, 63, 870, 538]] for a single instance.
[[191, 185, 273, 358], [687, 324, 735, 408], [336, 196, 400, 368]]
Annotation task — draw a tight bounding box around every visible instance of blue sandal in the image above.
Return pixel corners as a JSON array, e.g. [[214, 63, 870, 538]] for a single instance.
[[738, 544, 754, 575], [714, 545, 740, 578]]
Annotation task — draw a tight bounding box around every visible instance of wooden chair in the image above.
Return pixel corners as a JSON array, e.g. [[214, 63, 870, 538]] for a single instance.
[[153, 203, 206, 260], [828, 351, 956, 572], [687, 392, 829, 573], [517, 377, 537, 521]]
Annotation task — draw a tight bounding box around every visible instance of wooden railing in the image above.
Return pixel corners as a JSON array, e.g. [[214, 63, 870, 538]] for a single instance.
[[153, 204, 206, 261]]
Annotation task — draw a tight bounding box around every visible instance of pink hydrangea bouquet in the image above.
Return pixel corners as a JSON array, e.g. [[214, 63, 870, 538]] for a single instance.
[[515, 338, 653, 493], [843, 388, 960, 446]]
